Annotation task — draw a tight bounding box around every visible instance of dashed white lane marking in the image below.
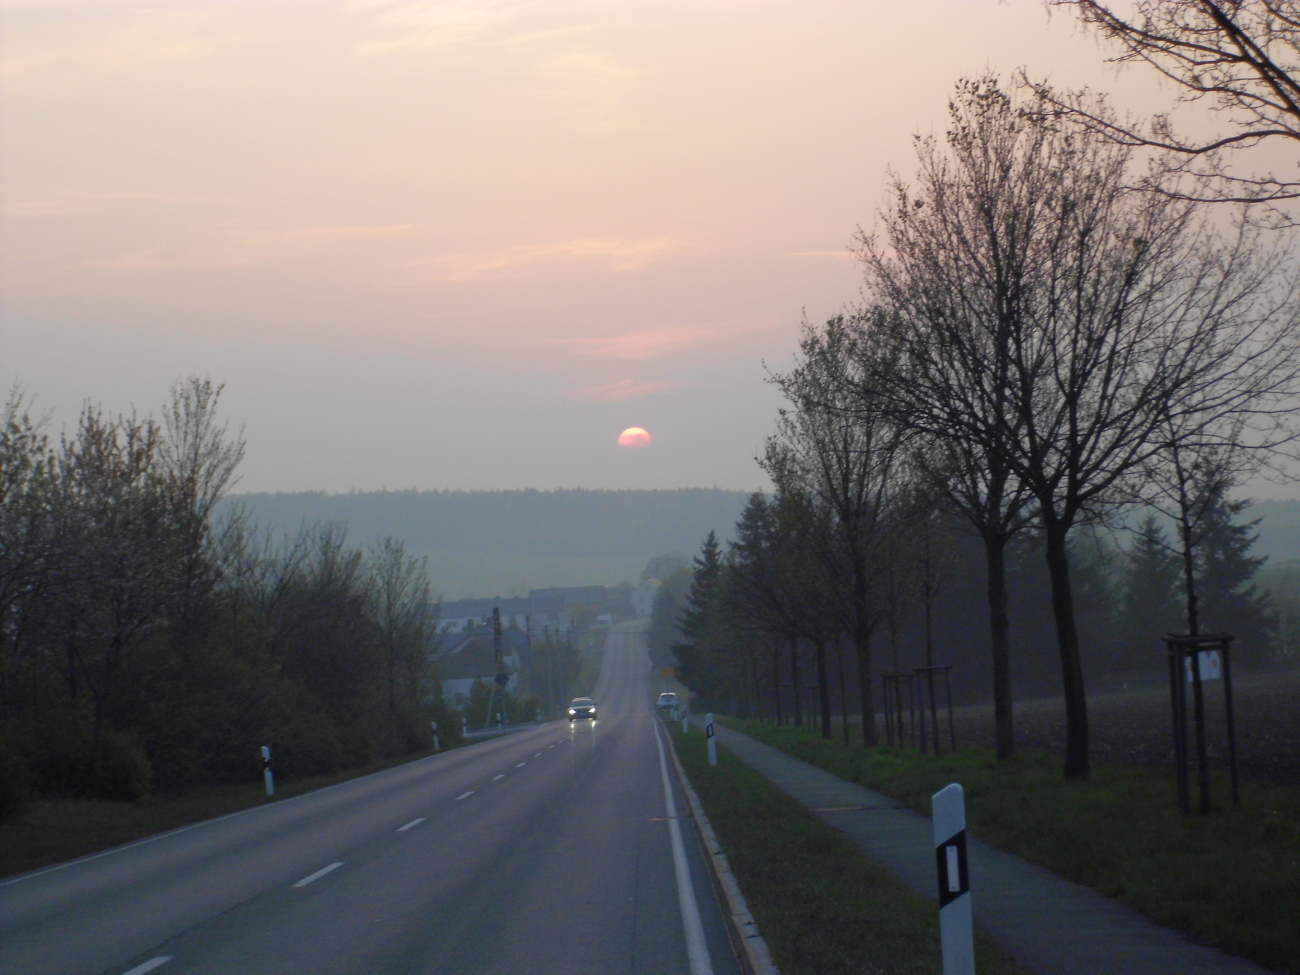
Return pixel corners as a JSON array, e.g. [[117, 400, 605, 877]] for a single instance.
[[534, 752, 543, 758], [515, 762, 527, 768], [121, 958, 172, 975], [397, 817, 425, 832], [455, 791, 475, 801], [492, 773, 506, 781], [293, 862, 343, 888]]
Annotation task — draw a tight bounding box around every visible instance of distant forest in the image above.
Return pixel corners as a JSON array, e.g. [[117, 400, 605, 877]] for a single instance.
[[222, 488, 754, 598], [225, 488, 1300, 598]]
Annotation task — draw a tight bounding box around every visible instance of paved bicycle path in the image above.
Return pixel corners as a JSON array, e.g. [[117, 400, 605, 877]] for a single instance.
[[710, 723, 1274, 975]]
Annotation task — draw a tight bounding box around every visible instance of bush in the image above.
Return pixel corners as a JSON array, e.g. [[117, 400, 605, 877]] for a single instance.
[[95, 733, 153, 801], [508, 694, 541, 724], [0, 741, 29, 819]]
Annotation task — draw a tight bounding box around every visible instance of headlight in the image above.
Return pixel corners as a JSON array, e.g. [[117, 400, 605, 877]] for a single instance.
[[568, 708, 576, 715]]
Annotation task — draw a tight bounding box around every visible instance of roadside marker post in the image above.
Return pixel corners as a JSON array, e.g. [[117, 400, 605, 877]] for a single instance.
[[261, 745, 275, 797], [705, 713, 717, 766], [431, 721, 440, 752], [932, 783, 974, 975]]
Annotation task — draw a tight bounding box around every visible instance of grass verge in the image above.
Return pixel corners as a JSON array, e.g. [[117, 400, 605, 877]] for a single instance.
[[0, 746, 464, 879], [667, 722, 1030, 975], [724, 717, 1300, 975]]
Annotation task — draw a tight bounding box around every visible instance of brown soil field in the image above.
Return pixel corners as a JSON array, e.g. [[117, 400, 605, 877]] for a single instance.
[[920, 668, 1299, 786]]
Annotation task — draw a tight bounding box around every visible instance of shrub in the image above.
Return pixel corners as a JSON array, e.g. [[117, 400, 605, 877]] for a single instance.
[[91, 733, 152, 801], [0, 741, 29, 819]]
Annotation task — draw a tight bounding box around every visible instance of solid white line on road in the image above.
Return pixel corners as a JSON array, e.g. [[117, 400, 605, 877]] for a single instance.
[[515, 762, 527, 768], [492, 773, 506, 781], [653, 722, 714, 975], [455, 791, 475, 801], [293, 862, 343, 888], [121, 958, 172, 975], [397, 817, 425, 832]]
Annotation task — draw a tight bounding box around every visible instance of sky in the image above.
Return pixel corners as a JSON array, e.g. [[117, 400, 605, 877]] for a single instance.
[[2, 0, 1297, 498]]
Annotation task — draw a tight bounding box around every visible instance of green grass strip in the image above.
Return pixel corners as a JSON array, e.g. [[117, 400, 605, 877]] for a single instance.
[[668, 723, 1030, 975], [0, 747, 462, 879], [724, 717, 1300, 975]]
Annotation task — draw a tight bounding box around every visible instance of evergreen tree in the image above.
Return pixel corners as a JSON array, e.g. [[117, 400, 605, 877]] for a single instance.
[[1196, 487, 1275, 654], [1115, 514, 1182, 669], [674, 532, 726, 699]]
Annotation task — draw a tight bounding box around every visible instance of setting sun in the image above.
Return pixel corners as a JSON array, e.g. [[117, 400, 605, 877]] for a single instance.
[[617, 427, 653, 448]]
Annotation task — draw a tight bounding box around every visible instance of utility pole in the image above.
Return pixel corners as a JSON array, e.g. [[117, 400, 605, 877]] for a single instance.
[[483, 608, 503, 729]]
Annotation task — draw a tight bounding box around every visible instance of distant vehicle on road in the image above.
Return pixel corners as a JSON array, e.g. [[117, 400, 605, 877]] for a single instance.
[[655, 692, 678, 715], [568, 697, 598, 721]]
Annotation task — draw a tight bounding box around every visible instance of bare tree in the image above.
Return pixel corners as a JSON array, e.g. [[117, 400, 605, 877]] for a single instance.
[[765, 316, 909, 746], [855, 79, 1045, 760], [368, 536, 435, 749], [158, 376, 245, 648], [1035, 1, 1300, 208]]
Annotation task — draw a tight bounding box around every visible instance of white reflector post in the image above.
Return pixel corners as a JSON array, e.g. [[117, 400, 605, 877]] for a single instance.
[[705, 713, 717, 766], [261, 745, 275, 798], [932, 783, 974, 975]]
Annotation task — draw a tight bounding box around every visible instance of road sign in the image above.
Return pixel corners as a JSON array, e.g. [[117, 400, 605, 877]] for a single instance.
[[1184, 649, 1222, 682]]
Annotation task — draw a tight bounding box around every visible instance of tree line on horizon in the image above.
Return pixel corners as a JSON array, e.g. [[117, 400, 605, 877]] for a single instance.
[[663, 44, 1300, 782], [0, 379, 455, 817]]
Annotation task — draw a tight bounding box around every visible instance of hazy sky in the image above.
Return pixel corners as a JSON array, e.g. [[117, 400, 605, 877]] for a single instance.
[[3, 0, 1295, 497]]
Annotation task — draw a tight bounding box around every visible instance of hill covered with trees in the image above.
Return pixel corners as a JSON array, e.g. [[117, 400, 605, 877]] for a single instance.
[[223, 488, 752, 598]]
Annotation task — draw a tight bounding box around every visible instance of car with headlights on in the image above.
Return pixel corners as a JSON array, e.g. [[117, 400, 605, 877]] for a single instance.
[[655, 691, 679, 715], [568, 697, 598, 721]]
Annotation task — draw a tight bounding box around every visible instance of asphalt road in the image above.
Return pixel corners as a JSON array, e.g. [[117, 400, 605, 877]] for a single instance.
[[0, 620, 740, 975]]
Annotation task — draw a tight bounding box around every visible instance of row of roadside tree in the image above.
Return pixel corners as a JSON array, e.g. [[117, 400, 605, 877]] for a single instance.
[[0, 378, 455, 815], [660, 72, 1299, 781]]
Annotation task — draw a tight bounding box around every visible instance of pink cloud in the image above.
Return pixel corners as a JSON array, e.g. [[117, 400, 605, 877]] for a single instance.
[[571, 379, 676, 403], [420, 237, 685, 282], [563, 326, 713, 361]]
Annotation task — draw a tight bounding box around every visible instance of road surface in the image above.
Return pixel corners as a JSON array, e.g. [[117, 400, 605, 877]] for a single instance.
[[1, 620, 739, 975]]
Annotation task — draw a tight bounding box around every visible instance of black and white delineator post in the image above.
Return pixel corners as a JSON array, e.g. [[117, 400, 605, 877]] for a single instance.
[[431, 720, 440, 752], [705, 712, 717, 766], [932, 783, 974, 975], [261, 745, 275, 797]]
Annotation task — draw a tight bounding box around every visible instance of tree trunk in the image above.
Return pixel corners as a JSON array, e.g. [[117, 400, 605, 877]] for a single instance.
[[815, 637, 831, 739], [853, 565, 877, 746], [789, 640, 802, 728], [771, 644, 783, 725], [837, 641, 850, 743], [1177, 509, 1200, 637], [1044, 517, 1089, 780], [984, 534, 1016, 760]]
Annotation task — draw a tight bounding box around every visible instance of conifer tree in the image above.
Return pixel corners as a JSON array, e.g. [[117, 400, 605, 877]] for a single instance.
[[1117, 514, 1183, 663], [673, 532, 726, 699], [1196, 485, 1276, 653]]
